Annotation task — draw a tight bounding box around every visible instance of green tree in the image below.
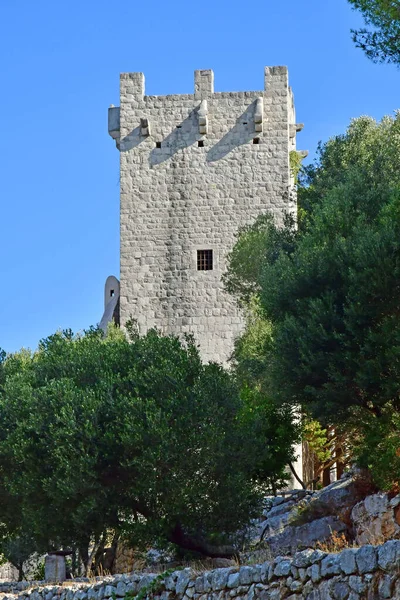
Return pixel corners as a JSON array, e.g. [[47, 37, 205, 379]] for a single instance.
[[225, 114, 400, 488], [225, 278, 301, 491], [264, 115, 400, 421], [0, 325, 294, 571], [0, 535, 38, 581], [348, 0, 400, 64]]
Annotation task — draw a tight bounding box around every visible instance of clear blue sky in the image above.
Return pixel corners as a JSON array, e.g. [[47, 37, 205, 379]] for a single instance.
[[1, 0, 399, 353]]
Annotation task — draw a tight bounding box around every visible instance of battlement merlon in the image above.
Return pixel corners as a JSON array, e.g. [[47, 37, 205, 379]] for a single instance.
[[120, 72, 145, 99], [264, 66, 288, 91], [194, 70, 214, 99]]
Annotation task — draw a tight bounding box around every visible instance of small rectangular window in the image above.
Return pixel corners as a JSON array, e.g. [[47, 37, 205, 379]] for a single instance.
[[198, 140, 204, 147], [156, 141, 162, 148], [253, 137, 260, 145], [197, 249, 213, 271]]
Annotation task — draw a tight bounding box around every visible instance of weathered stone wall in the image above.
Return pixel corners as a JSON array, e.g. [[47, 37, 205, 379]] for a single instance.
[[110, 67, 300, 363], [113, 545, 136, 575], [2, 541, 400, 599]]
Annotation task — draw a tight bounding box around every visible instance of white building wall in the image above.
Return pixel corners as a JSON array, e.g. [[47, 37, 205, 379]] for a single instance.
[[110, 67, 298, 364]]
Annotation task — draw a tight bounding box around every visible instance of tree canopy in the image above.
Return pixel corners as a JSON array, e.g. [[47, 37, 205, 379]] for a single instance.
[[0, 325, 297, 574], [348, 0, 400, 64], [225, 114, 400, 488]]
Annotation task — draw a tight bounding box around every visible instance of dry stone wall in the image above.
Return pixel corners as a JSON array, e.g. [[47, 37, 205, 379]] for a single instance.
[[113, 545, 136, 576], [109, 67, 300, 363], [2, 541, 400, 600]]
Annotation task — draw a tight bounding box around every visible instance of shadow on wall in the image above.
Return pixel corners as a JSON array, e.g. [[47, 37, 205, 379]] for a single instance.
[[124, 102, 258, 163], [149, 111, 199, 166], [119, 127, 146, 152], [206, 103, 257, 163]]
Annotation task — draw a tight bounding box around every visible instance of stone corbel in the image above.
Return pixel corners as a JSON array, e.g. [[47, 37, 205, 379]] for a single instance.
[[108, 105, 120, 148], [297, 150, 309, 159], [198, 99, 208, 135], [254, 97, 263, 133], [140, 117, 150, 136], [289, 123, 305, 138]]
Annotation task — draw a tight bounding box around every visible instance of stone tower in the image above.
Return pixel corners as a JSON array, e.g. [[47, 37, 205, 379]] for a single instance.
[[108, 67, 303, 363]]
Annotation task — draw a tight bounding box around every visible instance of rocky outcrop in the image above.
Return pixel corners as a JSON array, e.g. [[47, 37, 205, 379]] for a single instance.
[[352, 492, 400, 545], [316, 476, 355, 512], [266, 516, 347, 556], [257, 477, 356, 556], [253, 474, 400, 560]]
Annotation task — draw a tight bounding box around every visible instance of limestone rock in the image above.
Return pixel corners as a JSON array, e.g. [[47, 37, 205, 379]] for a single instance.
[[317, 477, 354, 511], [331, 580, 350, 600], [265, 500, 296, 519], [320, 554, 341, 577], [266, 516, 347, 556], [355, 545, 377, 574], [291, 549, 315, 568], [377, 539, 400, 570], [238, 566, 253, 586], [378, 574, 395, 599], [226, 572, 239, 589], [259, 512, 291, 538], [116, 582, 127, 598], [273, 559, 291, 577], [351, 493, 400, 545], [175, 570, 192, 595], [339, 549, 357, 575], [211, 568, 233, 591]]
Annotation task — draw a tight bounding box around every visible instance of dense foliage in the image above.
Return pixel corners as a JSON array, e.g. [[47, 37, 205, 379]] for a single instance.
[[225, 114, 400, 489], [348, 0, 400, 64], [0, 325, 297, 574]]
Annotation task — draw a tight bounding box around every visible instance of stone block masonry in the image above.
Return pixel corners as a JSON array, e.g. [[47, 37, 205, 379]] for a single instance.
[[2, 540, 400, 599], [109, 68, 302, 364]]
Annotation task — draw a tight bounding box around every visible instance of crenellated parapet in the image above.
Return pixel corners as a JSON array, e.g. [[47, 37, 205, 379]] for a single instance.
[[108, 68, 303, 158]]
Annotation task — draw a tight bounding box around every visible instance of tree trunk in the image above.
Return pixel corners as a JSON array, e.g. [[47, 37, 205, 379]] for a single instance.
[[168, 523, 238, 559], [85, 537, 106, 578], [71, 548, 79, 578], [288, 461, 306, 489], [336, 441, 344, 480], [79, 544, 89, 578], [322, 463, 331, 487]]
